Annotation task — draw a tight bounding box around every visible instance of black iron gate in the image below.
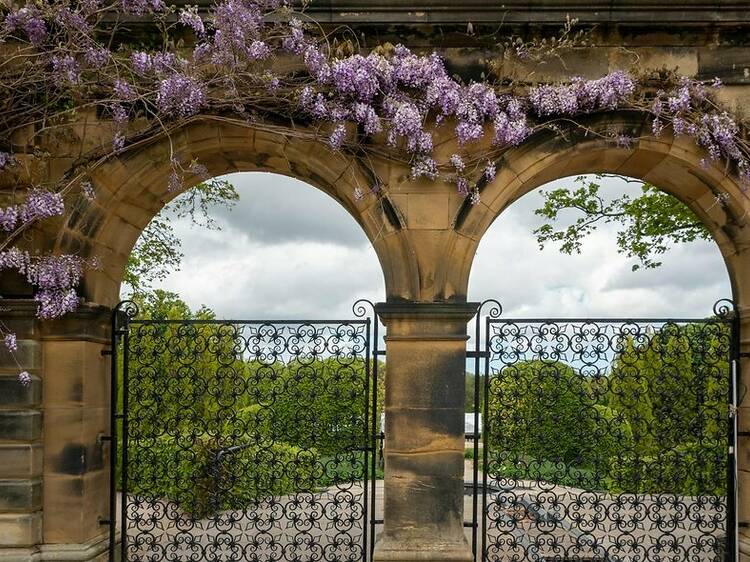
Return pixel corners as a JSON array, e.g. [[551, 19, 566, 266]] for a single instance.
[[108, 300, 381, 562], [471, 299, 740, 562]]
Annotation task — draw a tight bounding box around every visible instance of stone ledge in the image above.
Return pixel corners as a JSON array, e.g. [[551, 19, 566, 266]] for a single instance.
[[0, 479, 42, 511], [373, 533, 473, 562], [0, 411, 42, 442], [0, 532, 116, 562], [0, 444, 43, 479], [38, 532, 111, 562], [0, 376, 41, 408], [0, 341, 42, 372], [0, 512, 42, 548]]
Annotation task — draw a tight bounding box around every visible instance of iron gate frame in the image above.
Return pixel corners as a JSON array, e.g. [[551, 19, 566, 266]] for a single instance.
[[106, 299, 382, 562], [468, 299, 741, 562]]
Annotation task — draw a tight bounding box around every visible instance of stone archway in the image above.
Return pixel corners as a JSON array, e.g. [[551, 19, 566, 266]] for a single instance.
[[53, 116, 407, 306], [453, 110, 750, 558]]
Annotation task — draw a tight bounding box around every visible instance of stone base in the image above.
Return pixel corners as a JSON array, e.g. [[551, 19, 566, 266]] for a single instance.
[[740, 534, 750, 562], [0, 533, 113, 562], [373, 534, 473, 562]]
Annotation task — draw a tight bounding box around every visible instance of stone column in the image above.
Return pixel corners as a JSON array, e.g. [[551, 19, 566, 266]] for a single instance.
[[373, 302, 478, 562], [39, 304, 112, 562], [0, 300, 42, 561]]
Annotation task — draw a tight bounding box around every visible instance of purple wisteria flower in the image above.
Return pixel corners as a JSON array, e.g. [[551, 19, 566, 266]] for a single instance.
[[114, 80, 136, 101], [167, 171, 183, 192], [51, 55, 81, 84], [122, 0, 165, 16], [0, 251, 86, 320], [19, 189, 65, 224], [0, 152, 16, 170], [131, 51, 153, 75], [27, 256, 84, 319], [450, 154, 465, 172], [84, 47, 110, 68], [4, 7, 47, 45], [529, 71, 636, 116], [0, 206, 18, 231], [410, 156, 438, 180], [484, 161, 496, 182], [3, 333, 17, 352], [179, 9, 205, 36], [211, 0, 267, 64], [0, 249, 29, 272], [156, 75, 207, 118], [81, 181, 96, 201], [328, 123, 347, 149], [18, 371, 31, 386]]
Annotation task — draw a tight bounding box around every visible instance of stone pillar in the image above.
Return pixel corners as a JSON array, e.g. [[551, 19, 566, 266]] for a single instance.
[[0, 300, 113, 561], [39, 304, 112, 562], [373, 302, 478, 562], [0, 300, 42, 561]]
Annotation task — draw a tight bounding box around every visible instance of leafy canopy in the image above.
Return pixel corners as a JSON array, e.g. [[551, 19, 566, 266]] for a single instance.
[[124, 178, 239, 294], [533, 174, 710, 270]]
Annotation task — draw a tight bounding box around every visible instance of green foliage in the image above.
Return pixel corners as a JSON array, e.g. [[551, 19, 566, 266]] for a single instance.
[[118, 291, 386, 513], [487, 360, 596, 466], [533, 175, 710, 270], [607, 440, 728, 496], [124, 179, 239, 294], [129, 435, 317, 518], [487, 322, 730, 495]]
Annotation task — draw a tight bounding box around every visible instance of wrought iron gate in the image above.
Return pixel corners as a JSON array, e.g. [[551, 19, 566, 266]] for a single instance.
[[108, 300, 381, 562], [471, 299, 739, 562]]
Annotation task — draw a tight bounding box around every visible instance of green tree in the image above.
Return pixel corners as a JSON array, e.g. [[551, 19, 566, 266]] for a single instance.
[[124, 179, 239, 294], [534, 174, 710, 271], [488, 360, 596, 465], [606, 322, 731, 494], [608, 337, 655, 456]]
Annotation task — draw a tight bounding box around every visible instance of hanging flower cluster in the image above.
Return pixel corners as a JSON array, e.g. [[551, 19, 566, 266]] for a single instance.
[[1, 0, 750, 383]]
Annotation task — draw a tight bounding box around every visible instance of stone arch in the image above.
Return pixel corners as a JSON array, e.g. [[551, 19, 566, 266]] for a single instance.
[[451, 109, 750, 552], [451, 110, 750, 306], [53, 117, 409, 306]]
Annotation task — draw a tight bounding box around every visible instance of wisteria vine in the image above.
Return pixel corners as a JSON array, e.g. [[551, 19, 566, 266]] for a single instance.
[[1, 0, 749, 384]]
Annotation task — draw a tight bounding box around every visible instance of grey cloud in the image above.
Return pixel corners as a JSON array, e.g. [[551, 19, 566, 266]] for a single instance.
[[209, 172, 368, 248], [148, 172, 730, 322]]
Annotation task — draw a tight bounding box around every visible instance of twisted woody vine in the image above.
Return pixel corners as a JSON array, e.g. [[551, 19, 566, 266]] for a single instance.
[[0, 0, 748, 384]]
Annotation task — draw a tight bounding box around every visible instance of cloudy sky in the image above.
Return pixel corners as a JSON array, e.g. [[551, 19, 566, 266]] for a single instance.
[[146, 172, 731, 321]]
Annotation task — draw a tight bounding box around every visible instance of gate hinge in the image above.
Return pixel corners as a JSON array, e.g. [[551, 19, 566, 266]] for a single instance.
[[100, 348, 112, 356], [466, 350, 489, 359], [98, 518, 111, 526], [739, 352, 750, 358]]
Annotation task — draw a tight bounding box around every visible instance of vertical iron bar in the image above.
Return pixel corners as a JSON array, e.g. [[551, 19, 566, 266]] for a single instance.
[[370, 316, 379, 560], [481, 315, 490, 562], [471, 309, 480, 561], [363, 318, 371, 562], [108, 310, 119, 562], [729, 310, 740, 562], [120, 317, 130, 562]]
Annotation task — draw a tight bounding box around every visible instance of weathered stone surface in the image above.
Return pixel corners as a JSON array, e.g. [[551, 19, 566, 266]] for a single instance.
[[0, 512, 42, 547], [0, 412, 41, 442], [0, 445, 43, 480], [0, 480, 42, 512], [0, 377, 41, 409], [374, 302, 477, 562]]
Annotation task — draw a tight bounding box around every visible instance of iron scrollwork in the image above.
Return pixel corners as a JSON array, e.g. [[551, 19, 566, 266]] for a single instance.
[[481, 301, 737, 562], [115, 312, 374, 562]]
